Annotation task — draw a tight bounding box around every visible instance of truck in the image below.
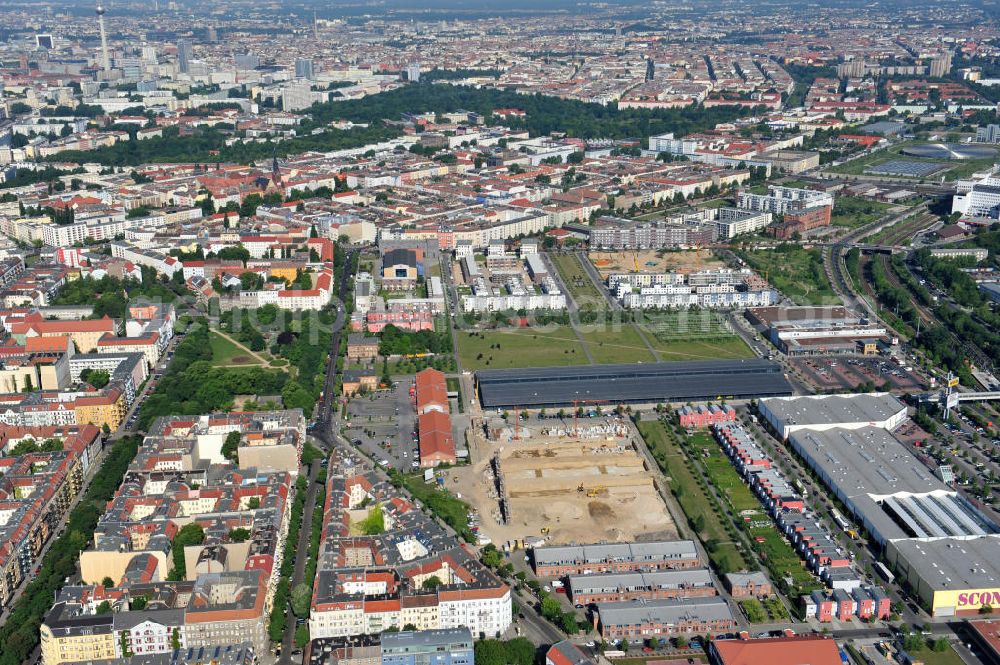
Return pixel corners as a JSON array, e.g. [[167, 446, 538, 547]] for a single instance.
[[874, 561, 895, 584]]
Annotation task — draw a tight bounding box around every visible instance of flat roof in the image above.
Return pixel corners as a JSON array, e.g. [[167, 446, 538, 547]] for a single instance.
[[760, 393, 906, 428], [789, 427, 948, 498], [892, 537, 1000, 592], [597, 596, 733, 626], [381, 628, 472, 651], [788, 427, 998, 543], [477, 360, 792, 408], [568, 569, 713, 592], [533, 540, 698, 566], [747, 306, 853, 326]]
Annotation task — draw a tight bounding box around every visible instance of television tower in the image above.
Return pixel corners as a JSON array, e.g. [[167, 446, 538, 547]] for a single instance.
[[96, 4, 111, 73]]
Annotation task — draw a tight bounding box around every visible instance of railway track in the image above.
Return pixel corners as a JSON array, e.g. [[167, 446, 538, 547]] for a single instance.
[[874, 253, 935, 327], [873, 210, 937, 246]]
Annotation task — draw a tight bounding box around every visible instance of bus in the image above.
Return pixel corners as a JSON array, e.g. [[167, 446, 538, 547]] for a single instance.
[[874, 561, 895, 584], [830, 508, 850, 532]]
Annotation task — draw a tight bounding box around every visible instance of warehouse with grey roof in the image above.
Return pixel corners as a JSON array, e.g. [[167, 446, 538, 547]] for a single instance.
[[596, 597, 736, 638], [761, 393, 1000, 617], [531, 540, 701, 577], [476, 359, 792, 409], [758, 393, 907, 439]]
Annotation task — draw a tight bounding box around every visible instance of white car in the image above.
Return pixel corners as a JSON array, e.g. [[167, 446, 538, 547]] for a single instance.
[[411, 461, 419, 468]]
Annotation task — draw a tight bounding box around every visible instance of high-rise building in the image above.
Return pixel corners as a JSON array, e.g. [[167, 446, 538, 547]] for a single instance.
[[234, 52, 260, 70], [406, 62, 420, 82], [35, 34, 53, 50], [295, 57, 314, 80], [977, 124, 1000, 144], [206, 26, 218, 42], [930, 52, 953, 78], [177, 39, 192, 74], [96, 5, 111, 73]]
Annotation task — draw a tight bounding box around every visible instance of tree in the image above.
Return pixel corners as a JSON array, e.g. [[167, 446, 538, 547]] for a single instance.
[[403, 623, 418, 631], [247, 497, 261, 509], [95, 601, 113, 615], [291, 582, 312, 617], [903, 632, 925, 652], [295, 625, 310, 648], [101, 576, 115, 588], [82, 369, 110, 389], [480, 544, 503, 570], [474, 639, 535, 665], [421, 575, 443, 590], [540, 595, 562, 621], [620, 639, 630, 652], [228, 527, 251, 542], [168, 523, 205, 580], [359, 506, 385, 535], [221, 431, 241, 461]]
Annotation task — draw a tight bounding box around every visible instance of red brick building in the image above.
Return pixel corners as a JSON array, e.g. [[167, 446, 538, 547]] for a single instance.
[[770, 205, 832, 239]]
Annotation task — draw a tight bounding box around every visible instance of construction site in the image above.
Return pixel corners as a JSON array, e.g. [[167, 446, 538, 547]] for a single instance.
[[589, 249, 726, 278], [446, 417, 677, 548]]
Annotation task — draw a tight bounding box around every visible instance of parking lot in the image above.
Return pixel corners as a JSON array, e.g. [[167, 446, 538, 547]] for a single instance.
[[791, 355, 925, 393], [342, 380, 419, 471]]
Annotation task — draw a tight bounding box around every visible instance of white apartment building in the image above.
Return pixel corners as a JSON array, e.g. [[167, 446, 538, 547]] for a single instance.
[[738, 185, 834, 215], [952, 170, 1000, 218]]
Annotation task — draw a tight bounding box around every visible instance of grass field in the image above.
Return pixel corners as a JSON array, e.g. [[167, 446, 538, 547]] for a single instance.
[[577, 324, 656, 363], [748, 524, 821, 596], [399, 472, 473, 542], [904, 645, 965, 665], [736, 246, 838, 306], [696, 431, 761, 513], [698, 426, 822, 597], [638, 420, 749, 574], [640, 310, 731, 340], [209, 330, 262, 366], [831, 196, 893, 228], [456, 327, 588, 370], [637, 311, 753, 360], [763, 596, 790, 621], [740, 598, 768, 623], [550, 253, 606, 306], [647, 336, 753, 361]]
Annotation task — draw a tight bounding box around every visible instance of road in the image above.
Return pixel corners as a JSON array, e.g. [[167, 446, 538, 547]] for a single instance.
[[278, 462, 321, 664], [313, 250, 359, 438], [271, 251, 356, 664], [573, 249, 622, 311]]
